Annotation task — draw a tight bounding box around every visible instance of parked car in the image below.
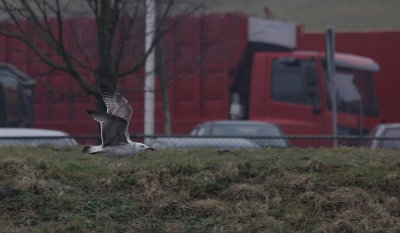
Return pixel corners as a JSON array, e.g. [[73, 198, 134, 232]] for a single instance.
[[364, 123, 400, 150], [0, 128, 77, 147], [150, 137, 260, 150], [190, 120, 290, 148], [151, 120, 290, 150]]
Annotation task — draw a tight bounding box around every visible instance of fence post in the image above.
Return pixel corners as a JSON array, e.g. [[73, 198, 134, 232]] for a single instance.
[[325, 26, 338, 148], [144, 0, 156, 145]]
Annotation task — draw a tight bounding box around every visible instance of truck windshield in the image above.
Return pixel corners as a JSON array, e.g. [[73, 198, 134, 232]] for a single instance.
[[324, 67, 379, 116]]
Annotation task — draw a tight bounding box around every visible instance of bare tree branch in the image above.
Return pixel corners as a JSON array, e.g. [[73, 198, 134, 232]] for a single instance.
[[0, 0, 214, 105], [113, 1, 141, 73], [117, 0, 175, 78]]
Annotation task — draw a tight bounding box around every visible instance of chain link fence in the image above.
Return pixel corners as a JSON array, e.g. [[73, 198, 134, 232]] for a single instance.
[[0, 134, 400, 150]]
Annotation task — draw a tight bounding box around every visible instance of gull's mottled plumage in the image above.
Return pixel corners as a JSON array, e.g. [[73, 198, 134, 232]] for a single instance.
[[82, 83, 153, 157]]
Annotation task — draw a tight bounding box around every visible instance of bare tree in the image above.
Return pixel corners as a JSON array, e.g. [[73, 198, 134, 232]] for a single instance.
[[0, 0, 212, 133], [0, 0, 208, 104]]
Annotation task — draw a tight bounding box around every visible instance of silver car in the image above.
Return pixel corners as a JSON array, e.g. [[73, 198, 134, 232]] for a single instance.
[[364, 123, 400, 150], [0, 128, 77, 146], [190, 120, 290, 148], [150, 137, 260, 150]]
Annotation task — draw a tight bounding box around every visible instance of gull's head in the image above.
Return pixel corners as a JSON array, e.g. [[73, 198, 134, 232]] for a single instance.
[[135, 142, 154, 153]]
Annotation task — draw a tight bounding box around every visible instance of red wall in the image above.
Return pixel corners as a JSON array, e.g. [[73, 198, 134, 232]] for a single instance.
[[298, 31, 400, 123], [0, 14, 249, 136], [1, 14, 400, 137]]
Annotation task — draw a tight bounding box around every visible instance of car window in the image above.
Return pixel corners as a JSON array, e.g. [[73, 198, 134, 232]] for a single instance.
[[196, 127, 206, 136], [190, 127, 198, 136], [191, 124, 208, 136]]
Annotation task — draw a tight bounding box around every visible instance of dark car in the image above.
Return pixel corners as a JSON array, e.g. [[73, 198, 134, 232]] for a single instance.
[[0, 63, 35, 127]]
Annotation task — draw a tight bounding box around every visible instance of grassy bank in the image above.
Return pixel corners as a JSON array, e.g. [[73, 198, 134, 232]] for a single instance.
[[1, 145, 400, 232]]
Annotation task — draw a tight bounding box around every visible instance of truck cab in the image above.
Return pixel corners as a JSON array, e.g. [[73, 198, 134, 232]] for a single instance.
[[230, 50, 381, 147]]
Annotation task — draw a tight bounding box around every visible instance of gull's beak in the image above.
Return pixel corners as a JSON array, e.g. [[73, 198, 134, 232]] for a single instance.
[[147, 147, 155, 151]]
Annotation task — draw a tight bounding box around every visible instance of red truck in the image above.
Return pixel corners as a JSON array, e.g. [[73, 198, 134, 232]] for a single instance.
[[230, 50, 381, 146], [225, 17, 381, 146]]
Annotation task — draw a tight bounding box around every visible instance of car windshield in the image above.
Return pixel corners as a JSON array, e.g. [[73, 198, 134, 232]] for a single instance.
[[210, 124, 288, 148]]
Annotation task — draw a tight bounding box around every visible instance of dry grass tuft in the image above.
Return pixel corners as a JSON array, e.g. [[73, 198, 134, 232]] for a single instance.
[[191, 198, 227, 217], [162, 223, 185, 233], [302, 159, 340, 172], [324, 187, 370, 211], [151, 196, 180, 216], [0, 160, 49, 192], [216, 161, 240, 182], [137, 175, 167, 202], [233, 201, 269, 219], [0, 159, 26, 176], [300, 191, 326, 214], [329, 218, 355, 233], [287, 174, 314, 194], [219, 183, 266, 202], [384, 196, 400, 216]]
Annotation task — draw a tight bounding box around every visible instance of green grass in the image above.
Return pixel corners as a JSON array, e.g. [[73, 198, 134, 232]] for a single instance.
[[1, 145, 400, 232]]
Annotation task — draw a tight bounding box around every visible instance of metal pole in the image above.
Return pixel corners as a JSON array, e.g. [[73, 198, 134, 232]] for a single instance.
[[325, 26, 338, 147], [144, 0, 156, 144], [358, 99, 363, 146]]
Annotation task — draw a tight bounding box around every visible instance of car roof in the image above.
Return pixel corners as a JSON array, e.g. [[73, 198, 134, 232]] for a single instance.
[[377, 123, 400, 128], [0, 128, 70, 137], [201, 120, 277, 126], [152, 137, 260, 149]]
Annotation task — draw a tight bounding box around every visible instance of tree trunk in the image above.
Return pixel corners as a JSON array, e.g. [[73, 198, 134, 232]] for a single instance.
[[96, 0, 117, 90]]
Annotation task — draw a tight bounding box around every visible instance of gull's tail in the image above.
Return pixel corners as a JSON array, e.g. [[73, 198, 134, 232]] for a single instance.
[[82, 145, 102, 154]]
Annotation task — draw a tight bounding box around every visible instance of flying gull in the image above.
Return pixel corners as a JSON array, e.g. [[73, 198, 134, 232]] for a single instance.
[[82, 83, 153, 157]]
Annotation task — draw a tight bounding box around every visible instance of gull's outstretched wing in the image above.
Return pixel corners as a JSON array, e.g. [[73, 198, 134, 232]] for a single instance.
[[99, 83, 133, 139], [86, 110, 128, 146], [99, 83, 133, 123]]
